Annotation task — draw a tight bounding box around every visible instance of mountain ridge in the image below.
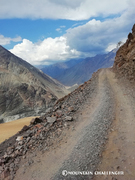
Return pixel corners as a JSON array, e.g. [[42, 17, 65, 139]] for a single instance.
[[0, 45, 69, 123], [40, 58, 83, 80], [41, 50, 116, 86]]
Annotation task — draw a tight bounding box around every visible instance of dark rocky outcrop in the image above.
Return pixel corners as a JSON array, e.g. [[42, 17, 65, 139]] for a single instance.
[[113, 24, 135, 81], [0, 45, 69, 123]]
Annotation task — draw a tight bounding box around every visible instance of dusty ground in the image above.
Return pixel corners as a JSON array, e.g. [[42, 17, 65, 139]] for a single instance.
[[0, 116, 38, 143], [4, 68, 135, 180], [93, 69, 135, 180]]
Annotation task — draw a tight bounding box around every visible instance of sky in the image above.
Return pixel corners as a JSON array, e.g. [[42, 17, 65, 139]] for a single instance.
[[0, 0, 135, 66]]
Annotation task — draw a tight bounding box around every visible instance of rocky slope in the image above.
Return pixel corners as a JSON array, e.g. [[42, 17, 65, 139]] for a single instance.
[[113, 24, 135, 81], [0, 46, 69, 123]]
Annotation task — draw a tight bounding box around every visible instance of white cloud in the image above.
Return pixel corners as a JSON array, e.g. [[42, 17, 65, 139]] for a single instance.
[[56, 26, 66, 33], [9, 1, 135, 65], [106, 37, 126, 52], [0, 0, 129, 20], [56, 28, 61, 32], [5, 0, 135, 65], [105, 43, 118, 52], [60, 26, 66, 28], [65, 3, 135, 56], [0, 34, 22, 45], [10, 37, 80, 65]]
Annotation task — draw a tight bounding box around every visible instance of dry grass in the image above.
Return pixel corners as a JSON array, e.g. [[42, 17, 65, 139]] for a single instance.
[[0, 116, 39, 143]]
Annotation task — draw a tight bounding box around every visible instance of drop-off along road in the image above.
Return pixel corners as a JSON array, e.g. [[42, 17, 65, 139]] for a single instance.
[[13, 68, 135, 180]]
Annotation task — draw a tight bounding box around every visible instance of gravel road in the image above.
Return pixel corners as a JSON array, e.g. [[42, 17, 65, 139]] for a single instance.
[[14, 68, 135, 180], [53, 69, 115, 180]]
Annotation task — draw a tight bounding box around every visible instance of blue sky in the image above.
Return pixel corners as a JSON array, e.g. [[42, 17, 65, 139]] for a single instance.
[[0, 19, 87, 48], [0, 0, 135, 65]]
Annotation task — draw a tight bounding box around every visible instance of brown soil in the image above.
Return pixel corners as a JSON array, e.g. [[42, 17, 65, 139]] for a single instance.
[[0, 116, 38, 143]]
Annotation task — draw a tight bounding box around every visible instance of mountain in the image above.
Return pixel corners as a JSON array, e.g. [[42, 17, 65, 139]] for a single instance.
[[57, 50, 116, 85], [41, 50, 116, 86], [0, 45, 69, 123], [41, 58, 83, 79], [113, 24, 135, 81]]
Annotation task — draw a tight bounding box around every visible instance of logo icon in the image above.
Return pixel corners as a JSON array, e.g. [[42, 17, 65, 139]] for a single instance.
[[62, 170, 68, 176]]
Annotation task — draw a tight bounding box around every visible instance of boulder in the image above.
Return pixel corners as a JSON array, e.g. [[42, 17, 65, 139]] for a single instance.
[[7, 146, 14, 155], [65, 116, 73, 121], [16, 136, 23, 141], [68, 106, 74, 112], [46, 117, 56, 123], [45, 107, 52, 113], [55, 110, 63, 117], [30, 117, 43, 125], [20, 125, 29, 132]]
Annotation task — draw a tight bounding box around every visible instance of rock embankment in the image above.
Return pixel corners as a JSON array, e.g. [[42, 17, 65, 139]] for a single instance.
[[113, 24, 135, 81]]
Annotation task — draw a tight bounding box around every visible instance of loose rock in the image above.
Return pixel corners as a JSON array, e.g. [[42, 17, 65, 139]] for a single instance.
[[30, 117, 43, 125], [46, 117, 56, 123], [65, 116, 73, 121]]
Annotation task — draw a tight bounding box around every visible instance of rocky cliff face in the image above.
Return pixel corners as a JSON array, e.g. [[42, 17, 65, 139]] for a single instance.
[[0, 46, 69, 123], [113, 24, 135, 81]]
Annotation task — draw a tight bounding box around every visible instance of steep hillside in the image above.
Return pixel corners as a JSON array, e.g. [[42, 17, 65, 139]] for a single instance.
[[56, 50, 116, 85], [113, 24, 135, 81], [0, 46, 69, 123]]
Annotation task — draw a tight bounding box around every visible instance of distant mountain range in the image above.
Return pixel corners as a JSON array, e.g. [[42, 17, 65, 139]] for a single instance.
[[40, 58, 83, 80], [41, 50, 116, 86], [0, 45, 69, 123]]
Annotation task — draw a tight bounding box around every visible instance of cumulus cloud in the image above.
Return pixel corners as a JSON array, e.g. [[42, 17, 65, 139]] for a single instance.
[[6, 0, 135, 65], [10, 37, 80, 65], [9, 1, 135, 65], [0, 34, 22, 45], [65, 3, 135, 55], [0, 0, 128, 20]]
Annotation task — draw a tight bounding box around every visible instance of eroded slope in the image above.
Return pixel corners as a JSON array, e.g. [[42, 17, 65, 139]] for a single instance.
[[0, 45, 69, 123]]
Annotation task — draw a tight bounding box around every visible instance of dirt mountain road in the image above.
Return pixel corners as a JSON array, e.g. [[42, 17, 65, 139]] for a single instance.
[[14, 69, 135, 180], [93, 69, 135, 180]]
